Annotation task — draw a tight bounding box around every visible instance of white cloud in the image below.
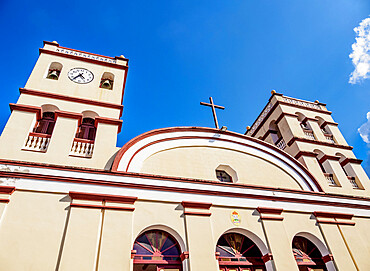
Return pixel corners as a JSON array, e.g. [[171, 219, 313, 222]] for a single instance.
[[349, 17, 370, 84], [359, 112, 370, 144]]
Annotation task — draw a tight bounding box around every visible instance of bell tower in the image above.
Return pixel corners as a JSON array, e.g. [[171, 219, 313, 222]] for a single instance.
[[0, 41, 129, 169], [246, 91, 370, 197]]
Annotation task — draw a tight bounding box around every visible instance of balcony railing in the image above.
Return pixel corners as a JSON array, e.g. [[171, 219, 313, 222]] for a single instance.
[[275, 138, 286, 150], [70, 138, 94, 158], [23, 132, 51, 152], [324, 173, 337, 186], [324, 134, 335, 144], [347, 176, 359, 189], [303, 129, 316, 140]]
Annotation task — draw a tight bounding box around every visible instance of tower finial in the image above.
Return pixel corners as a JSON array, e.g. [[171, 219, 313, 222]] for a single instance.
[[271, 90, 276, 95]]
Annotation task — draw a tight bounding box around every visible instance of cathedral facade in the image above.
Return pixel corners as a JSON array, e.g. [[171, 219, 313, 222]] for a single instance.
[[0, 41, 369, 271]]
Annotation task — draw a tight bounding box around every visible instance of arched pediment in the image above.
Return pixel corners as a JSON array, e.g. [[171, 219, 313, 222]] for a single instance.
[[112, 127, 322, 192]]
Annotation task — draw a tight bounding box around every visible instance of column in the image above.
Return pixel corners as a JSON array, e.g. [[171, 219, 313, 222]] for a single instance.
[[97, 195, 137, 271], [257, 207, 299, 271], [313, 211, 357, 270], [182, 201, 219, 271]]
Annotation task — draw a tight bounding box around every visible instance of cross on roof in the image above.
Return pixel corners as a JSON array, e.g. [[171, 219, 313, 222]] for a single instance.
[[200, 97, 225, 129]]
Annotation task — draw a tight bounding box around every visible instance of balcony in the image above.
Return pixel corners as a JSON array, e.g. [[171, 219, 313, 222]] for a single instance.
[[347, 176, 359, 189], [303, 129, 316, 140], [324, 134, 335, 144], [70, 138, 94, 158], [23, 132, 51, 152], [324, 173, 337, 186], [275, 137, 286, 150]]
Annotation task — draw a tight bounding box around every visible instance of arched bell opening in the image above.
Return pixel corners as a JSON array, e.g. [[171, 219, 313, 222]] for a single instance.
[[133, 230, 183, 271], [216, 233, 266, 271], [292, 236, 328, 271]]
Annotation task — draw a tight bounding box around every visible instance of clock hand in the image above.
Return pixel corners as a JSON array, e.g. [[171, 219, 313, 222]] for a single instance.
[[73, 73, 83, 80]]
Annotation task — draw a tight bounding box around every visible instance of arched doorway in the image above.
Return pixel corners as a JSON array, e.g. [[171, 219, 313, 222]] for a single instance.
[[216, 233, 266, 271], [292, 236, 327, 271], [133, 230, 182, 271]]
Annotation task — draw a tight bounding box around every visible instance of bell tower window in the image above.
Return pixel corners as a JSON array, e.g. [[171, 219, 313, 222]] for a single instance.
[[76, 118, 96, 141], [34, 112, 56, 135], [99, 72, 114, 90], [46, 62, 63, 80]]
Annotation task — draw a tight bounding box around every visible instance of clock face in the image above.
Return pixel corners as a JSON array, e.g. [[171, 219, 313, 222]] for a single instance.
[[68, 68, 94, 84]]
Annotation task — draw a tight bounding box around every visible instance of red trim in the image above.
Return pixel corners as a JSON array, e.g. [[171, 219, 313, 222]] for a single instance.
[[112, 127, 323, 192], [183, 211, 211, 216], [28, 132, 51, 138], [315, 219, 355, 226], [2, 170, 370, 210], [295, 151, 317, 160], [69, 191, 137, 204], [320, 121, 338, 128], [260, 215, 284, 221], [70, 203, 135, 211], [322, 254, 333, 263], [9, 103, 41, 119], [0, 186, 15, 194], [39, 48, 128, 70], [215, 252, 220, 260], [313, 211, 353, 220], [0, 199, 10, 203], [302, 117, 318, 123], [55, 110, 82, 120], [95, 116, 123, 133], [181, 201, 212, 209], [287, 137, 353, 150], [131, 250, 137, 259], [19, 88, 123, 116], [340, 158, 363, 167], [257, 207, 283, 215], [73, 138, 94, 144], [180, 251, 189, 261], [319, 155, 341, 164], [262, 253, 273, 263], [275, 112, 298, 125]]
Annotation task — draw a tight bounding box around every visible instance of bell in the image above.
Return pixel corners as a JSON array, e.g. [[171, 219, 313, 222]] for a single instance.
[[48, 70, 59, 80], [101, 79, 112, 89]]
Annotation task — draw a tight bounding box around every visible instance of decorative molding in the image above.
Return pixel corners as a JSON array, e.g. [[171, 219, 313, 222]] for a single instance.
[[0, 186, 15, 194], [294, 151, 317, 160], [319, 155, 341, 164], [131, 250, 137, 259], [69, 191, 137, 204], [70, 203, 135, 211], [262, 253, 273, 263], [313, 211, 353, 220], [287, 137, 353, 150], [320, 121, 338, 128], [39, 48, 128, 70], [302, 116, 318, 123], [257, 207, 283, 215], [183, 211, 211, 216], [19, 88, 123, 115], [181, 201, 212, 209], [180, 251, 189, 261], [313, 211, 355, 226], [9, 103, 41, 119], [322, 254, 334, 263], [275, 112, 298, 125], [95, 116, 123, 133], [340, 158, 363, 167]]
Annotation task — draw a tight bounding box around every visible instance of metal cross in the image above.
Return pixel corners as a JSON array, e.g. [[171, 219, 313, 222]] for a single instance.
[[200, 97, 225, 129]]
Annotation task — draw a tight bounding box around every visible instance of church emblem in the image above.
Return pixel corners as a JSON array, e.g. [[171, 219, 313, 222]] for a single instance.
[[231, 210, 241, 226]]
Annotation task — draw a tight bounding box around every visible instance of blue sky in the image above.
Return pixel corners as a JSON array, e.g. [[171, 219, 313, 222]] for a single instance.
[[0, 1, 369, 173]]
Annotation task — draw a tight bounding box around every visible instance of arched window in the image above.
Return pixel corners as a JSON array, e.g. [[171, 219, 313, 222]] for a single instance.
[[100, 72, 114, 90], [316, 116, 335, 143], [268, 121, 286, 149], [336, 153, 361, 189], [313, 150, 337, 186], [216, 233, 266, 271], [292, 236, 327, 271], [46, 62, 63, 80], [33, 112, 56, 135], [297, 113, 315, 140], [133, 230, 182, 271], [76, 118, 96, 141]]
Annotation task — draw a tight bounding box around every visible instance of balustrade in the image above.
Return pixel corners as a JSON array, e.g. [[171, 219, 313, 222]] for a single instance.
[[324, 173, 336, 186], [70, 138, 94, 158], [347, 176, 359, 189], [303, 130, 316, 140], [23, 133, 50, 152], [275, 138, 286, 150]]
